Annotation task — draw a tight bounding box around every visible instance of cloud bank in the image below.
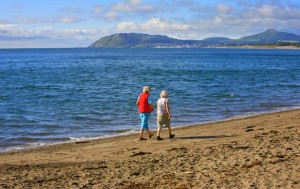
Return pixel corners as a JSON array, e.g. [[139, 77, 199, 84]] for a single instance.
[[0, 0, 300, 48]]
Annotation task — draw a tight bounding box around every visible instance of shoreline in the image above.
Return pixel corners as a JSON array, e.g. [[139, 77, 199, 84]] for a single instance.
[[1, 108, 299, 188], [2, 106, 299, 154], [1, 46, 300, 50], [215, 45, 300, 49]]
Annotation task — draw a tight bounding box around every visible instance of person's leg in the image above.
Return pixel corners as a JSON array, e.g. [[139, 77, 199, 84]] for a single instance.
[[143, 113, 153, 138], [139, 129, 144, 139], [146, 128, 153, 138], [156, 114, 164, 140], [166, 118, 175, 139], [157, 126, 163, 140], [167, 125, 171, 135], [157, 115, 161, 136], [139, 113, 146, 140], [157, 125, 162, 137]]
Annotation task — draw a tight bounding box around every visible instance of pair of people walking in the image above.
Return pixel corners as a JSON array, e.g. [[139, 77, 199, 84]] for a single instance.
[[136, 86, 175, 141]]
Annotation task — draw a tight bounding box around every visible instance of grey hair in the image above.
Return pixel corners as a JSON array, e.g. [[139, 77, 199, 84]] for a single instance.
[[160, 90, 168, 98], [143, 86, 151, 93]]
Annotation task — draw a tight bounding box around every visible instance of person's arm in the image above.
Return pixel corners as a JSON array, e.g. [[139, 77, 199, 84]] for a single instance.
[[148, 97, 153, 111], [136, 97, 140, 106], [149, 104, 153, 111], [166, 100, 171, 119]]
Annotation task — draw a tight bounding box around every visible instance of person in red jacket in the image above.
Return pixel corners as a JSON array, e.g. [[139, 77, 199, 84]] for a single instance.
[[136, 86, 154, 140]]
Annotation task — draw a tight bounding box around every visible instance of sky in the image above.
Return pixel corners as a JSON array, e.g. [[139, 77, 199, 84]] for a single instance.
[[1, 0, 300, 48]]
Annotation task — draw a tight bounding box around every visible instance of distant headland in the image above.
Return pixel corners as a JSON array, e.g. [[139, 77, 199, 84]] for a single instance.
[[88, 29, 300, 48]]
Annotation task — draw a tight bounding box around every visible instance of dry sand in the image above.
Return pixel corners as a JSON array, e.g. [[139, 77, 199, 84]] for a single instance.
[[0, 109, 299, 188]]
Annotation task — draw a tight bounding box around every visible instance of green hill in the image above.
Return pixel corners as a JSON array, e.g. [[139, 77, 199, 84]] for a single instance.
[[88, 29, 300, 48], [230, 29, 300, 45], [88, 33, 183, 48], [201, 37, 230, 45]]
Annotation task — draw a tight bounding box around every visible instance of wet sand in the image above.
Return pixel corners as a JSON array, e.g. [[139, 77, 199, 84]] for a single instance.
[[0, 109, 299, 188]]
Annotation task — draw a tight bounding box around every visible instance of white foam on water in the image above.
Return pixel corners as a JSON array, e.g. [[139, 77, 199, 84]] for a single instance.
[[3, 142, 49, 152], [69, 129, 139, 142]]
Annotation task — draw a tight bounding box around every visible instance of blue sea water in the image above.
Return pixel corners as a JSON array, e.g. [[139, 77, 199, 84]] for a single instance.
[[0, 48, 299, 152]]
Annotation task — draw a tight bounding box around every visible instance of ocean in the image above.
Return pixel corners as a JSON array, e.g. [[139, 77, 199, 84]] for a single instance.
[[0, 48, 299, 152]]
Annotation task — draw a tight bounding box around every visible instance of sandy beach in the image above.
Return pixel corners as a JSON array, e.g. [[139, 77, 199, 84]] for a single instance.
[[0, 109, 299, 188]]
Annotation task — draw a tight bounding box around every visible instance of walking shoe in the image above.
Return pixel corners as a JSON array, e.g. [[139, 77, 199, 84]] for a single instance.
[[157, 136, 164, 140], [149, 133, 154, 138], [169, 134, 175, 139], [139, 137, 147, 140]]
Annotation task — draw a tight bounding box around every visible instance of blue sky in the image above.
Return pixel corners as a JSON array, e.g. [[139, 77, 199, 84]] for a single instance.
[[1, 0, 300, 48]]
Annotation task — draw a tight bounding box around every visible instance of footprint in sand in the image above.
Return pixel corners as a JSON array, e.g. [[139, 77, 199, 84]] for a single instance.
[[129, 151, 152, 157], [244, 125, 256, 132]]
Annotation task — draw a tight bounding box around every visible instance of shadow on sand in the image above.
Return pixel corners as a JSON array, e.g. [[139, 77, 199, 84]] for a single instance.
[[178, 135, 235, 140]]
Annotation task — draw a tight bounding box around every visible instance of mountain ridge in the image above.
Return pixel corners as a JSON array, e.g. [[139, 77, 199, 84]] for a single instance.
[[88, 29, 300, 48]]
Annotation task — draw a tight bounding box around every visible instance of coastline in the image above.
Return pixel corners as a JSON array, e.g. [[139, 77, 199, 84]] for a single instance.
[[215, 45, 300, 49], [1, 109, 299, 188], [2, 107, 298, 153]]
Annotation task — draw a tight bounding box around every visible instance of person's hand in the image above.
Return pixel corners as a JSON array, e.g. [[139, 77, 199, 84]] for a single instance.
[[168, 114, 171, 119], [150, 106, 154, 112]]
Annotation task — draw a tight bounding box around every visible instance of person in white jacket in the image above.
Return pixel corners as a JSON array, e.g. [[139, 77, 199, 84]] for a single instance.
[[156, 90, 175, 140]]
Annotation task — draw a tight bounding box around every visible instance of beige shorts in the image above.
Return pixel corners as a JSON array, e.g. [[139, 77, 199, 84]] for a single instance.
[[157, 114, 170, 128]]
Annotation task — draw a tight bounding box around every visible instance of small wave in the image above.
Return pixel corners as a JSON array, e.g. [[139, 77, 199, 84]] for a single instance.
[[69, 129, 138, 142], [103, 129, 136, 134], [3, 142, 50, 152], [1, 137, 71, 152], [259, 102, 285, 108], [210, 93, 236, 98], [71, 115, 106, 121], [262, 83, 300, 88], [225, 112, 260, 119], [39, 94, 56, 98], [225, 106, 300, 121], [18, 85, 55, 90], [284, 84, 300, 88], [43, 124, 63, 129], [0, 95, 8, 100], [22, 142, 48, 147], [69, 136, 104, 142], [0, 117, 6, 122], [2, 136, 70, 143], [223, 108, 233, 113], [10, 137, 37, 142]]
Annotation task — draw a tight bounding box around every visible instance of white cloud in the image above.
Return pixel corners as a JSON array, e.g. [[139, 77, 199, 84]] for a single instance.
[[110, 0, 156, 13], [114, 22, 138, 31], [114, 18, 192, 33], [92, 0, 166, 22], [258, 5, 276, 17], [103, 12, 120, 21], [0, 23, 16, 28], [56, 16, 80, 23], [0, 24, 110, 48], [58, 7, 85, 14], [11, 15, 81, 24], [216, 3, 232, 14], [15, 16, 46, 24], [93, 5, 103, 14], [182, 2, 300, 38], [141, 18, 191, 31], [213, 16, 223, 24]]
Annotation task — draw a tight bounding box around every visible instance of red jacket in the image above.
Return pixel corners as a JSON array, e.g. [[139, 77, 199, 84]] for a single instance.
[[137, 93, 152, 113]]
